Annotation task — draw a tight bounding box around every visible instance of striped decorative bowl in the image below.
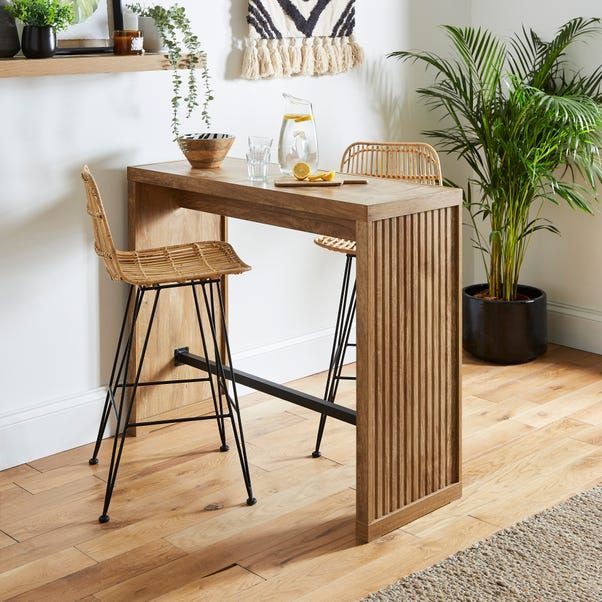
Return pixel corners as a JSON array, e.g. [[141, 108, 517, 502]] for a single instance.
[[178, 133, 235, 169]]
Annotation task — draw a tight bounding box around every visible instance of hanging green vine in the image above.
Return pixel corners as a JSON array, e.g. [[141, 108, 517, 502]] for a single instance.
[[128, 3, 213, 139]]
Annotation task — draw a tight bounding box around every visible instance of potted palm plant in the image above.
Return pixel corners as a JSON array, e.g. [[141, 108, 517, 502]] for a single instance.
[[390, 18, 602, 364], [4, 0, 73, 58]]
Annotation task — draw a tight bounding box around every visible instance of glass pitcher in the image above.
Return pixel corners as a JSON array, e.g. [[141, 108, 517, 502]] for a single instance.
[[278, 93, 319, 174]]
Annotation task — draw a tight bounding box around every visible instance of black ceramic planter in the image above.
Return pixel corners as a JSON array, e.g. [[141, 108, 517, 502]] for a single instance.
[[463, 284, 547, 364], [0, 0, 20, 58], [22, 25, 56, 58]]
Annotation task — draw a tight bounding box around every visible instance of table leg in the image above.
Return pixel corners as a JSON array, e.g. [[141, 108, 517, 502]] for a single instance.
[[355, 207, 462, 543]]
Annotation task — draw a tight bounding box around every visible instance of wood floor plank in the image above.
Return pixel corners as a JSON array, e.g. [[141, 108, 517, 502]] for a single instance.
[[0, 531, 15, 550], [10, 540, 185, 602], [152, 564, 264, 601], [514, 380, 602, 428], [0, 465, 40, 489], [0, 547, 95, 600], [0, 345, 600, 601]]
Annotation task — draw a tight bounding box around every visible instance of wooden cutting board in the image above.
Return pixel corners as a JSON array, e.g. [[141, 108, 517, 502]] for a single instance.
[[274, 177, 369, 188]]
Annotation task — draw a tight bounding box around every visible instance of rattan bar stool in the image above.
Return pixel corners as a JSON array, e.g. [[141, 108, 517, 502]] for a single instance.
[[81, 166, 256, 523], [312, 142, 443, 458]]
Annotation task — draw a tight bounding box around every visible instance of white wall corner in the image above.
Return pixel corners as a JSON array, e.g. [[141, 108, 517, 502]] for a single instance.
[[548, 301, 602, 355]]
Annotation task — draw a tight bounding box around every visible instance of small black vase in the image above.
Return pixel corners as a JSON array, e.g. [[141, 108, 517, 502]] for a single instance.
[[463, 284, 548, 364], [22, 25, 56, 58], [0, 0, 20, 57]]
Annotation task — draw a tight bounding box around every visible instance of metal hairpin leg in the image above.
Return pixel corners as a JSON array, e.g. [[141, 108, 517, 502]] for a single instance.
[[95, 279, 256, 523], [89, 285, 134, 466], [312, 254, 357, 458], [201, 280, 256, 506], [99, 286, 159, 523]]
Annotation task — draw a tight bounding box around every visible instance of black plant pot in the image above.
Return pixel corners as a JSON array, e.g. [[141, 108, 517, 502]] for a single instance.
[[463, 284, 547, 364], [0, 0, 20, 58], [22, 25, 56, 58]]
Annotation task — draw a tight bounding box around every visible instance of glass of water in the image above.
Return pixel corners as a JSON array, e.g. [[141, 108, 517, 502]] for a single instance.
[[246, 137, 272, 183]]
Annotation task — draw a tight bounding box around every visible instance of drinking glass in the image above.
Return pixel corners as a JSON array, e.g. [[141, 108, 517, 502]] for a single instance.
[[246, 148, 270, 183], [247, 137, 272, 183]]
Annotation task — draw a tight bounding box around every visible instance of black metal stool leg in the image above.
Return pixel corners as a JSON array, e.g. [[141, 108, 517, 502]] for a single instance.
[[192, 283, 229, 452], [99, 287, 160, 523], [89, 286, 134, 465], [202, 280, 256, 506], [313, 255, 357, 458]]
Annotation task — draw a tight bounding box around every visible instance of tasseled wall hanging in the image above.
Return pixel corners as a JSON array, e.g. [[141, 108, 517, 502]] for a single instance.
[[242, 0, 364, 79]]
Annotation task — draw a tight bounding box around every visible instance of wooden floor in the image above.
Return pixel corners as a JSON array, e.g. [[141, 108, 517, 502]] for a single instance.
[[1, 343, 601, 601]]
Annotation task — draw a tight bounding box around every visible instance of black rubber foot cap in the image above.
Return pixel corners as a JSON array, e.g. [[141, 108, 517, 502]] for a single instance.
[[312, 451, 322, 458], [219, 444, 230, 452], [246, 497, 257, 506], [89, 458, 99, 465], [98, 514, 110, 523]]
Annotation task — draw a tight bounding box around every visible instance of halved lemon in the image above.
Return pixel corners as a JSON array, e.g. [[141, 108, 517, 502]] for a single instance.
[[293, 162, 312, 181]]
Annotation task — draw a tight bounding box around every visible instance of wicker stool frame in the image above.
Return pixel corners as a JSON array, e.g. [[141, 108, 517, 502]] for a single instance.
[[81, 166, 256, 523]]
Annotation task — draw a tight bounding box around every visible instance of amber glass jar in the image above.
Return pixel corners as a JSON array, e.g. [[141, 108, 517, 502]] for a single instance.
[[113, 30, 144, 55]]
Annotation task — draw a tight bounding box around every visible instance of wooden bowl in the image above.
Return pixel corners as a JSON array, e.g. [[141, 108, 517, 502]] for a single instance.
[[178, 133, 235, 169]]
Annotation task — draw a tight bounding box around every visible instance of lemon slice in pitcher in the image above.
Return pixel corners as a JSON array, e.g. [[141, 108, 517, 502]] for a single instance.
[[293, 162, 312, 181]]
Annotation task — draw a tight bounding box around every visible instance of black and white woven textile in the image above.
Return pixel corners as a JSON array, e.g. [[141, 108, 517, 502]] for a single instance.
[[242, 0, 364, 79]]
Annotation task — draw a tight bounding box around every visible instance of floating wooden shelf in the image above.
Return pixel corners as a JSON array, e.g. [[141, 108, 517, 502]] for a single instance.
[[0, 52, 204, 79]]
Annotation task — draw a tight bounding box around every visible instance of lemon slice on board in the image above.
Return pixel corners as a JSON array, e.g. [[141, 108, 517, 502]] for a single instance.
[[320, 171, 336, 182], [293, 162, 312, 181]]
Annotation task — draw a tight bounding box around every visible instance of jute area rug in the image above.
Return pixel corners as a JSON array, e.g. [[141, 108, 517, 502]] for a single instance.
[[363, 486, 602, 601]]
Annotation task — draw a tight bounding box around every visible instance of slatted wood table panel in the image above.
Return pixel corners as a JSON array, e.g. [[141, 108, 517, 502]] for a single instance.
[[127, 158, 462, 542]]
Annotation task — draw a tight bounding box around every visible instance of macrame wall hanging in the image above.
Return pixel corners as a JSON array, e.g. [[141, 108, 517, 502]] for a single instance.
[[242, 0, 364, 79]]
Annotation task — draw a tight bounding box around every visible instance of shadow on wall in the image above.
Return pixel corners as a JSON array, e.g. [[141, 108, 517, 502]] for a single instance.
[[226, 0, 248, 80]]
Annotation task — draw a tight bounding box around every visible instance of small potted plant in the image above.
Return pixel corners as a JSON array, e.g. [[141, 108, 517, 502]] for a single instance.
[[127, 2, 213, 140], [390, 18, 602, 364], [4, 0, 74, 58]]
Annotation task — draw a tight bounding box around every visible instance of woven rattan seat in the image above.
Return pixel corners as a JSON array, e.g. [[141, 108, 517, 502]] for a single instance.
[[314, 142, 442, 255], [314, 236, 357, 256], [82, 166, 250, 285]]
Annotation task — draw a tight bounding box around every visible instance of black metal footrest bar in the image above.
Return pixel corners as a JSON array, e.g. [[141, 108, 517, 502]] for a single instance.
[[127, 413, 233, 429], [174, 349, 357, 426], [115, 377, 211, 388]]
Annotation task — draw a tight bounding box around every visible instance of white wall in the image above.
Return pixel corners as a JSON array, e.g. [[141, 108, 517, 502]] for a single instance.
[[468, 1, 602, 353], [0, 0, 471, 469]]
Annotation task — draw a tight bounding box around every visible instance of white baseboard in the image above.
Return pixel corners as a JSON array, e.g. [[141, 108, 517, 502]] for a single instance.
[[548, 301, 602, 355], [0, 328, 349, 471], [0, 388, 109, 471], [233, 327, 354, 397]]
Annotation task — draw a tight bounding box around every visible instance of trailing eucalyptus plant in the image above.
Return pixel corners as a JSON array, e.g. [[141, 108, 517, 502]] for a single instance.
[[390, 18, 602, 301], [128, 2, 213, 138], [4, 0, 74, 30]]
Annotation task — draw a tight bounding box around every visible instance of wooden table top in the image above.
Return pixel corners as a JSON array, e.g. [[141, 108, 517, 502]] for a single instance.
[[128, 158, 462, 223]]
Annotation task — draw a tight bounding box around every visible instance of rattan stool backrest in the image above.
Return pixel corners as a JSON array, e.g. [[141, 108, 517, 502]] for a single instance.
[[81, 166, 122, 281], [340, 142, 442, 185]]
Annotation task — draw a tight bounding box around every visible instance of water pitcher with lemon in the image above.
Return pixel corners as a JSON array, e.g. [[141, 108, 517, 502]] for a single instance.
[[278, 94, 319, 174]]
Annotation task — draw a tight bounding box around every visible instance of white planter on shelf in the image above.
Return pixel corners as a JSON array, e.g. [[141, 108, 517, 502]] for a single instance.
[[138, 16, 167, 53]]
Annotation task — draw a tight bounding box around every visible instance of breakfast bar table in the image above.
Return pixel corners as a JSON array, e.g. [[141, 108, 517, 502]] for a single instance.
[[127, 158, 462, 543]]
